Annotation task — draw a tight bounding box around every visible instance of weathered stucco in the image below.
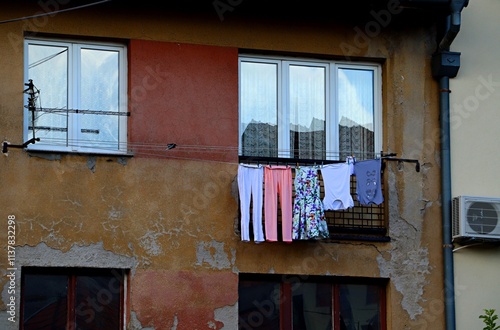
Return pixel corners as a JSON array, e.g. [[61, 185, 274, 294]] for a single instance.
[[0, 1, 445, 329]]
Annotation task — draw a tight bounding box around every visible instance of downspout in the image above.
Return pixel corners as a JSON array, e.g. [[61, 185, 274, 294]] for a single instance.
[[431, 1, 469, 329], [439, 73, 455, 330]]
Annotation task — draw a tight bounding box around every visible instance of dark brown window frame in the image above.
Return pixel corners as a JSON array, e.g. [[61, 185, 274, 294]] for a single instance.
[[20, 267, 127, 330], [239, 273, 387, 330]]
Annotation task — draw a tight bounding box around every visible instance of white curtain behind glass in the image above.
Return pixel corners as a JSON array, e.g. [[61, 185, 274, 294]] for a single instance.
[[338, 68, 375, 160], [289, 65, 326, 160], [79, 48, 119, 150], [240, 61, 278, 157]]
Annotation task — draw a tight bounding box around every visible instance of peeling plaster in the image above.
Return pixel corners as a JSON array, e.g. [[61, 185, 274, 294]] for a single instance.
[[170, 314, 179, 330], [214, 303, 238, 329], [87, 156, 97, 172], [377, 170, 431, 320], [16, 241, 137, 270], [420, 199, 433, 216], [128, 311, 155, 330], [139, 223, 167, 256], [136, 212, 183, 258], [139, 231, 163, 256], [196, 240, 232, 270], [117, 157, 128, 166], [377, 247, 430, 319]]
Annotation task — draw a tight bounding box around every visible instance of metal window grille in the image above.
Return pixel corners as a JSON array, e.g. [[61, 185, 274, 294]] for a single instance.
[[238, 158, 388, 242]]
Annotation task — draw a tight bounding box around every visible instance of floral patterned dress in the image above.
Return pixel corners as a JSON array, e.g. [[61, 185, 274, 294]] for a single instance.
[[292, 166, 330, 240]]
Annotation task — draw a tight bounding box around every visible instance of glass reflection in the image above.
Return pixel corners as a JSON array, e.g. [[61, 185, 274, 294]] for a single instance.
[[79, 48, 120, 150], [289, 65, 326, 159], [239, 280, 281, 329], [339, 284, 381, 330], [338, 68, 375, 160], [75, 275, 121, 329], [28, 44, 69, 146], [292, 282, 332, 330], [240, 61, 278, 157], [23, 274, 68, 330]]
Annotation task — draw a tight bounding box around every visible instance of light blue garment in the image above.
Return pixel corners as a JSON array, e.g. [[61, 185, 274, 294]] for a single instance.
[[354, 159, 384, 206]]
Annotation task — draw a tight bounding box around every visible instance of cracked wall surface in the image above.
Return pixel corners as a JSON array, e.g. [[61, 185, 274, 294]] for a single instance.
[[0, 3, 445, 329]]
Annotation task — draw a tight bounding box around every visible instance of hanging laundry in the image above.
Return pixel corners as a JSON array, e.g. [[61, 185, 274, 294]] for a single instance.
[[321, 160, 354, 211], [354, 158, 384, 206], [238, 164, 265, 243], [264, 165, 293, 243], [292, 166, 330, 240]]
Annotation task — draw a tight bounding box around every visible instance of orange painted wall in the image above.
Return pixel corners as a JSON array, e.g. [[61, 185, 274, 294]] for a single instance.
[[129, 40, 239, 162]]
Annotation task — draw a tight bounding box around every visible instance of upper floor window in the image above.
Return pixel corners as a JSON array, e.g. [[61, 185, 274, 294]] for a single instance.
[[239, 56, 382, 161], [24, 38, 128, 154]]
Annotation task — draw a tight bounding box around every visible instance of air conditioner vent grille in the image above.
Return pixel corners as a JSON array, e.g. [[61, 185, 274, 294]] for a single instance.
[[452, 197, 460, 237], [452, 196, 500, 242], [466, 201, 498, 235]]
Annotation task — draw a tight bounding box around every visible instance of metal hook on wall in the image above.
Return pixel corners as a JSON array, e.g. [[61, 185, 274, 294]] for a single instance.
[[380, 151, 420, 172]]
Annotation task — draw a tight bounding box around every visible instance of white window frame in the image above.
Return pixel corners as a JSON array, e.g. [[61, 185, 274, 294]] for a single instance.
[[23, 37, 128, 154], [239, 55, 382, 160]]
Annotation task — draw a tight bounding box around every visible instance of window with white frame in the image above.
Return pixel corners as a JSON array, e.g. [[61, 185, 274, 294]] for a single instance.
[[239, 56, 382, 160], [24, 38, 128, 154]]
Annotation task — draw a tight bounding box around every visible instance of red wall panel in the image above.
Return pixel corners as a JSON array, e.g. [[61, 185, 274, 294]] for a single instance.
[[129, 40, 239, 162], [131, 270, 237, 329]]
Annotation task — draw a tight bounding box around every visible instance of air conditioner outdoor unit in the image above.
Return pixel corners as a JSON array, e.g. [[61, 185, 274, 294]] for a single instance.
[[452, 196, 500, 241]]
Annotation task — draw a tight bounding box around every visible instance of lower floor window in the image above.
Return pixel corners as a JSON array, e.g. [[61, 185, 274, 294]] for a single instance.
[[21, 267, 127, 330], [239, 274, 386, 330]]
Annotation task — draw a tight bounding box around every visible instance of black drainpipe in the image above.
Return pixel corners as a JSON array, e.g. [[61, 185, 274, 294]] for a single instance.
[[431, 1, 468, 329]]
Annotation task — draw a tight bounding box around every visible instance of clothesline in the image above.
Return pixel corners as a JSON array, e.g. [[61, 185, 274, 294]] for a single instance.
[[238, 158, 385, 243], [6, 134, 419, 172], [16, 136, 382, 154]]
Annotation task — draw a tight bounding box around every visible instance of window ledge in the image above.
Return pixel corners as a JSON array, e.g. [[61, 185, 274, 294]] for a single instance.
[[26, 149, 134, 161], [327, 234, 391, 243]]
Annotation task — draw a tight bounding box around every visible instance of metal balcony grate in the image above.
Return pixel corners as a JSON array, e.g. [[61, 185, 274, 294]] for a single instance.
[[238, 156, 389, 242]]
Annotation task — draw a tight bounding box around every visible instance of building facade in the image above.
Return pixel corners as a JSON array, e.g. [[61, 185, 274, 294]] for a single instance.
[[450, 0, 500, 329], [0, 1, 455, 329]]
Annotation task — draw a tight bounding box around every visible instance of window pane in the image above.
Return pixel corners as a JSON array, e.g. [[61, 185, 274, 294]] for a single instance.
[[240, 61, 278, 157], [339, 284, 381, 330], [79, 48, 120, 151], [75, 274, 122, 330], [239, 280, 280, 329], [27, 44, 69, 147], [338, 68, 375, 160], [289, 65, 326, 159], [22, 274, 68, 330], [292, 282, 332, 330]]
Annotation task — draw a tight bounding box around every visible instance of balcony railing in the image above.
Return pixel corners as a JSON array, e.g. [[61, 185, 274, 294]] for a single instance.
[[238, 156, 389, 242]]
